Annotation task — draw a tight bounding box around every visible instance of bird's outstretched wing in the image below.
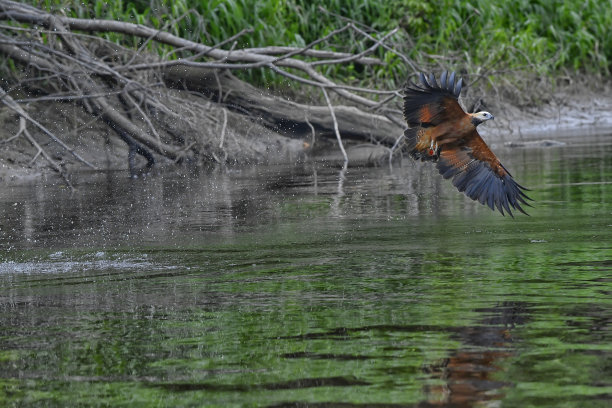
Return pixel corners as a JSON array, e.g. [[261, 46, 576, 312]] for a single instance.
[[402, 71, 532, 216], [437, 130, 532, 216], [403, 72, 465, 127]]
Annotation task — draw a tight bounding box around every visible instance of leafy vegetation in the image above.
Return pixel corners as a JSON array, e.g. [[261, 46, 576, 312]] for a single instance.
[[32, 0, 612, 92]]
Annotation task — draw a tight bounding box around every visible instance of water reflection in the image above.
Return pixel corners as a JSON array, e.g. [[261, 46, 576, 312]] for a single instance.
[[2, 134, 610, 253], [0, 157, 488, 250], [420, 302, 529, 408], [157, 376, 371, 392], [0, 134, 611, 407]]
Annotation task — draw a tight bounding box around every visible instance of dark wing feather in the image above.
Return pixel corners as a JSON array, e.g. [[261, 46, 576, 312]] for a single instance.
[[440, 71, 448, 89], [436, 131, 532, 216], [403, 71, 466, 127], [454, 78, 463, 96]]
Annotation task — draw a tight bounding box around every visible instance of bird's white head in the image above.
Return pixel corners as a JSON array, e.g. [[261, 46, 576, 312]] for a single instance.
[[470, 111, 495, 126]]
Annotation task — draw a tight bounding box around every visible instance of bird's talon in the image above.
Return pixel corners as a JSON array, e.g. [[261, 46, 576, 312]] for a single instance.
[[428, 140, 438, 156]]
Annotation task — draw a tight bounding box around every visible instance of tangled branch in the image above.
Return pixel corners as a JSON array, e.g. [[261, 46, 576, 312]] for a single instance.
[[0, 0, 412, 178]]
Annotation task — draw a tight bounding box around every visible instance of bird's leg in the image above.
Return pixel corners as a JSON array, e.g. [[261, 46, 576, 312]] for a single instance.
[[428, 139, 439, 156]]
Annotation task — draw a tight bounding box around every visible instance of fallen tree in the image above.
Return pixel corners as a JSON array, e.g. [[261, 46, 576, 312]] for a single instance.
[[0, 0, 415, 181]]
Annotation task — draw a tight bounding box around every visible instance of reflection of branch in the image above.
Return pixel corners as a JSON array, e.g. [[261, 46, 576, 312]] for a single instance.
[[330, 161, 348, 218]]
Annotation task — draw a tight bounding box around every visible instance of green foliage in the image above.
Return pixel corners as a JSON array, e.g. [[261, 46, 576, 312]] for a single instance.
[[401, 0, 611, 74], [36, 0, 612, 91]]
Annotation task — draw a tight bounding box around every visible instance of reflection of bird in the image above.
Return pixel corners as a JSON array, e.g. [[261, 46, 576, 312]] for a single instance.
[[403, 72, 531, 216]]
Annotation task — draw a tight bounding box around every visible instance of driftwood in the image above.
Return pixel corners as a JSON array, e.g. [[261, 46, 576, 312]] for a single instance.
[[162, 67, 401, 145], [0, 0, 408, 177]]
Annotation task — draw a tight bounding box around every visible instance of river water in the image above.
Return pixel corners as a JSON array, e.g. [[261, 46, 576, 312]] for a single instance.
[[1, 134, 611, 407]]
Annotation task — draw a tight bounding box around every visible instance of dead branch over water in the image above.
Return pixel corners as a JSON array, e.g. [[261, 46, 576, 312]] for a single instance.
[[0, 0, 410, 177]]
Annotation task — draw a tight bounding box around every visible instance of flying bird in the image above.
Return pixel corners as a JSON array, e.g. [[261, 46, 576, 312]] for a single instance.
[[402, 71, 532, 216]]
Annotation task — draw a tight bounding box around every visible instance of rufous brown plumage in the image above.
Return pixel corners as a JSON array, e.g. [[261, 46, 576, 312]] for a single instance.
[[403, 71, 532, 216]]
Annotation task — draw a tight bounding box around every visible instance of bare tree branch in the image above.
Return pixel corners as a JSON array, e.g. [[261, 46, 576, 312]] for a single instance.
[[0, 0, 412, 177], [0, 84, 96, 169], [322, 87, 348, 163], [0, 86, 75, 189], [0, 1, 400, 107]]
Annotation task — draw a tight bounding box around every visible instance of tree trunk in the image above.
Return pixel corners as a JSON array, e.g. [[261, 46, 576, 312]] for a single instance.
[[163, 67, 402, 146]]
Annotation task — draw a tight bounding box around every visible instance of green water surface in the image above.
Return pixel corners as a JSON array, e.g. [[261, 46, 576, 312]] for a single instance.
[[0, 135, 611, 407]]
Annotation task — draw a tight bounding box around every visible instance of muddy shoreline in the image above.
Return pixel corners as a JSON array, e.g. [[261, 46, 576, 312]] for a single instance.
[[1, 88, 611, 184], [481, 91, 612, 141]]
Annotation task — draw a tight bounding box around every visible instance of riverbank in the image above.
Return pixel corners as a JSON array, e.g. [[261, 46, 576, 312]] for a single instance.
[[483, 89, 612, 141], [1, 84, 611, 184]]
